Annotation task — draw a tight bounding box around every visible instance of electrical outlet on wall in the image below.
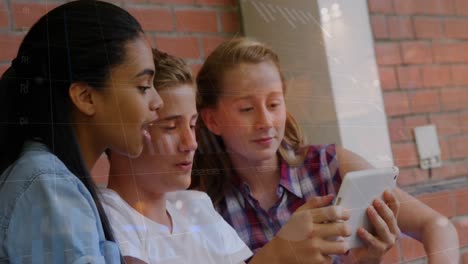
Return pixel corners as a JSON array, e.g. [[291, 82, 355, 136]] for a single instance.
[[414, 125, 442, 169]]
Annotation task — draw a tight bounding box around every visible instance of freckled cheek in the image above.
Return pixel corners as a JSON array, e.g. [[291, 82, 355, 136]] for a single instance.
[[274, 114, 287, 132]]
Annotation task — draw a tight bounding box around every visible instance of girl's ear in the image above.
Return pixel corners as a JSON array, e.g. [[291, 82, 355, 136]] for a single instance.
[[200, 108, 222, 136], [69, 82, 96, 116]]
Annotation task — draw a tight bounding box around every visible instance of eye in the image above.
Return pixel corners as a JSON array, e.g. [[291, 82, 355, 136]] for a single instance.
[[138, 86, 151, 93], [240, 107, 253, 112], [269, 101, 282, 108], [270, 104, 280, 109]]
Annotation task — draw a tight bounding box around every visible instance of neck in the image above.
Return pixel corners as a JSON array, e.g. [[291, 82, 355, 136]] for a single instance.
[[229, 153, 280, 195], [73, 122, 103, 172], [107, 155, 170, 228]]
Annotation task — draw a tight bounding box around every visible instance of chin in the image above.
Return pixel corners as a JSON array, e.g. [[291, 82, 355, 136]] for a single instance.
[[250, 149, 277, 161], [166, 183, 190, 193], [126, 145, 143, 158], [177, 174, 192, 190], [114, 143, 142, 158]]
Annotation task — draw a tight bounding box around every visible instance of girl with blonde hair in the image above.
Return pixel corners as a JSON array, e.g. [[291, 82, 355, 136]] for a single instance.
[[192, 37, 459, 263]]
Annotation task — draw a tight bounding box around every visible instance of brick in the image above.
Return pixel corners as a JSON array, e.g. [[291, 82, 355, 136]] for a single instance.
[[433, 42, 468, 63], [460, 112, 468, 133], [202, 36, 231, 57], [400, 235, 426, 261], [453, 218, 468, 246], [394, 0, 453, 15], [397, 168, 429, 186], [448, 136, 468, 159], [417, 191, 456, 218], [90, 154, 110, 186], [127, 7, 173, 32], [383, 92, 411, 116], [387, 16, 414, 39], [110, 0, 146, 3], [370, 15, 388, 39], [0, 63, 9, 76], [401, 41, 432, 64], [375, 42, 402, 65], [425, 0, 454, 15], [220, 10, 240, 33], [393, 0, 417, 14], [408, 90, 441, 113], [432, 161, 468, 180], [148, 0, 194, 4], [155, 36, 201, 60], [397, 66, 422, 89], [413, 17, 444, 39], [368, 0, 394, 13], [445, 18, 468, 39], [455, 188, 468, 215], [388, 118, 409, 142], [195, 0, 236, 6], [11, 2, 60, 30], [388, 118, 410, 142], [392, 142, 419, 167], [0, 0, 8, 29], [454, 0, 468, 16], [0, 33, 23, 62], [465, 253, 468, 264], [381, 244, 401, 264], [439, 137, 450, 161], [379, 67, 397, 90], [422, 65, 451, 88], [430, 112, 461, 136], [405, 115, 430, 140], [106, 0, 145, 4], [433, 162, 460, 181], [441, 88, 468, 111], [190, 63, 202, 76], [452, 65, 468, 86], [176, 10, 218, 33]]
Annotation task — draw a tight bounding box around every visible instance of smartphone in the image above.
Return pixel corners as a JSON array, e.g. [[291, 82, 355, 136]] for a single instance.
[[332, 166, 399, 249]]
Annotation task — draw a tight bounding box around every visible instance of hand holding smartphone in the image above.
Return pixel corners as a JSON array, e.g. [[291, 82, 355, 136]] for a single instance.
[[332, 166, 399, 248]]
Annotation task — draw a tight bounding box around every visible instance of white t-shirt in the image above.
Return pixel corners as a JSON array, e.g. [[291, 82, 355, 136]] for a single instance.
[[100, 189, 252, 264]]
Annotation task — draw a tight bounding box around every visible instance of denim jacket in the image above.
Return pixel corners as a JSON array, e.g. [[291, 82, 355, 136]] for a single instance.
[[0, 141, 121, 263]]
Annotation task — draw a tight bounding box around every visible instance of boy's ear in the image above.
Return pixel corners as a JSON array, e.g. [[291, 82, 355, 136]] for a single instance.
[[69, 82, 96, 116], [200, 108, 222, 136]]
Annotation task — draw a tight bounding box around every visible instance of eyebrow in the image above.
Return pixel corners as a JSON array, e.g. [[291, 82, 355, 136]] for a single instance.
[[134, 69, 155, 79], [232, 91, 283, 102], [160, 113, 199, 122]]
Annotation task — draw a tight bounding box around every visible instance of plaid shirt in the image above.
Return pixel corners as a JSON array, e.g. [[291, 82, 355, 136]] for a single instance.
[[215, 144, 342, 259]]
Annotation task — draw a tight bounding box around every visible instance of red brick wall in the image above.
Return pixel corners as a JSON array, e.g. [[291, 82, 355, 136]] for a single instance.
[[0, 0, 240, 76], [369, 0, 467, 262]]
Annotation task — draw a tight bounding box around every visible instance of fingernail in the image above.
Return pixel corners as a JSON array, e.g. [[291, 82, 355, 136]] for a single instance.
[[375, 199, 383, 206]]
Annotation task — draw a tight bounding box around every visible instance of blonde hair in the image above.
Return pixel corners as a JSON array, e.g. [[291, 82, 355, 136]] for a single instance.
[[191, 37, 307, 204], [152, 49, 194, 91]]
